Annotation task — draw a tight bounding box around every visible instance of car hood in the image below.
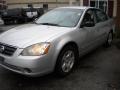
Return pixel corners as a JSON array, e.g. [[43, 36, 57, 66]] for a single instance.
[[0, 24, 72, 48]]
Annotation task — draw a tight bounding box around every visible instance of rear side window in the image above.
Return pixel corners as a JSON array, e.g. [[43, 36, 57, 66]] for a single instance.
[[95, 10, 108, 22]]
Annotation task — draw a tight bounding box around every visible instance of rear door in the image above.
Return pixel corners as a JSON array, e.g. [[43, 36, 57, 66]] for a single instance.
[[79, 9, 98, 53], [94, 9, 110, 44]]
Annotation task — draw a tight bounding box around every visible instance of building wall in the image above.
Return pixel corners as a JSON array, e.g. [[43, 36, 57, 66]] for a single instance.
[[116, 0, 120, 29], [6, 0, 70, 9], [82, 0, 117, 17], [113, 0, 117, 17], [83, 0, 89, 6], [0, 0, 7, 10]]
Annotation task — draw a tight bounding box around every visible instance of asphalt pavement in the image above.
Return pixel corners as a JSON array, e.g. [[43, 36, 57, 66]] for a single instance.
[[0, 24, 120, 90]]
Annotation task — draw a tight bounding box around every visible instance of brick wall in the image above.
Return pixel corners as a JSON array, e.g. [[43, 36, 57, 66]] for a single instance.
[[0, 0, 7, 9], [116, 0, 120, 30], [6, 0, 69, 9], [83, 0, 89, 6]]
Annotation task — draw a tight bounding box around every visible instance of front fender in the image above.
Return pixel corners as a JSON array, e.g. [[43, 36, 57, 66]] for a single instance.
[[49, 35, 77, 69]]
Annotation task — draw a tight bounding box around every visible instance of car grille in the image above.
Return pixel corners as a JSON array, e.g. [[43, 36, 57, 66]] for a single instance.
[[0, 43, 17, 56]]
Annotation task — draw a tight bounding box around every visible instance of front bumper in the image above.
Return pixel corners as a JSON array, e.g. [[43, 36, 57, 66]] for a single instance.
[[0, 48, 55, 76]]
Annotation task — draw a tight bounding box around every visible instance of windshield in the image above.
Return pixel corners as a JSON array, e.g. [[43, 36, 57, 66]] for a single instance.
[[35, 8, 83, 27]]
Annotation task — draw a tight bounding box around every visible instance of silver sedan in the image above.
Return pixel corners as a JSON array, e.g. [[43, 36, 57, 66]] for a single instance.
[[0, 7, 114, 77]]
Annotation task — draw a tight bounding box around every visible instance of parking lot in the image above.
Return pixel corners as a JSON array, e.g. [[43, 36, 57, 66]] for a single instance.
[[0, 24, 120, 90]]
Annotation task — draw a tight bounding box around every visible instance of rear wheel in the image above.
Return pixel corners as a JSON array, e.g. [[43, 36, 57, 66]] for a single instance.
[[105, 32, 113, 47], [55, 45, 78, 77]]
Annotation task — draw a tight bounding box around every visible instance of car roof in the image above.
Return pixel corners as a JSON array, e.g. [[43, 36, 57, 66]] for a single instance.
[[57, 6, 96, 10]]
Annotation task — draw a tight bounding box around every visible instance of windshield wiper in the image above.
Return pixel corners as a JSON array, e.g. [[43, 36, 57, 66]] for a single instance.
[[39, 23, 61, 26]]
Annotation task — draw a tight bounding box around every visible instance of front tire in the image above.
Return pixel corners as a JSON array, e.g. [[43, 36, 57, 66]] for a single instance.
[[55, 45, 78, 77]]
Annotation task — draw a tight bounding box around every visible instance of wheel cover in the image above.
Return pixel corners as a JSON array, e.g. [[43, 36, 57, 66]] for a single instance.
[[61, 50, 75, 73]]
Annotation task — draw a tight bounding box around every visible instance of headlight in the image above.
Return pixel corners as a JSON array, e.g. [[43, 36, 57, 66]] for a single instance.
[[21, 43, 50, 56]]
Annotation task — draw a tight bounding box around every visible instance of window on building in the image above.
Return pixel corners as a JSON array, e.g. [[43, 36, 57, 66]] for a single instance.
[[99, 1, 107, 13], [90, 1, 96, 7], [89, 0, 108, 13], [90, 0, 98, 8]]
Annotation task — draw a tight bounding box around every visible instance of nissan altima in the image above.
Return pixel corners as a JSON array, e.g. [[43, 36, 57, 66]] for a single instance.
[[0, 7, 114, 77]]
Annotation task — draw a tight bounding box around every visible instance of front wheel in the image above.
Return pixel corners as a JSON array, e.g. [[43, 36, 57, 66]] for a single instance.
[[55, 45, 78, 77]]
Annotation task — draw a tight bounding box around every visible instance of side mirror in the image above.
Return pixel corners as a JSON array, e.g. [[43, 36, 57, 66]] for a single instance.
[[33, 18, 38, 23], [81, 21, 95, 28]]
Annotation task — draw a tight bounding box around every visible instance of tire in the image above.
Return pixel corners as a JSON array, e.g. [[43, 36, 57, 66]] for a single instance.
[[105, 32, 113, 47], [55, 45, 79, 77]]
